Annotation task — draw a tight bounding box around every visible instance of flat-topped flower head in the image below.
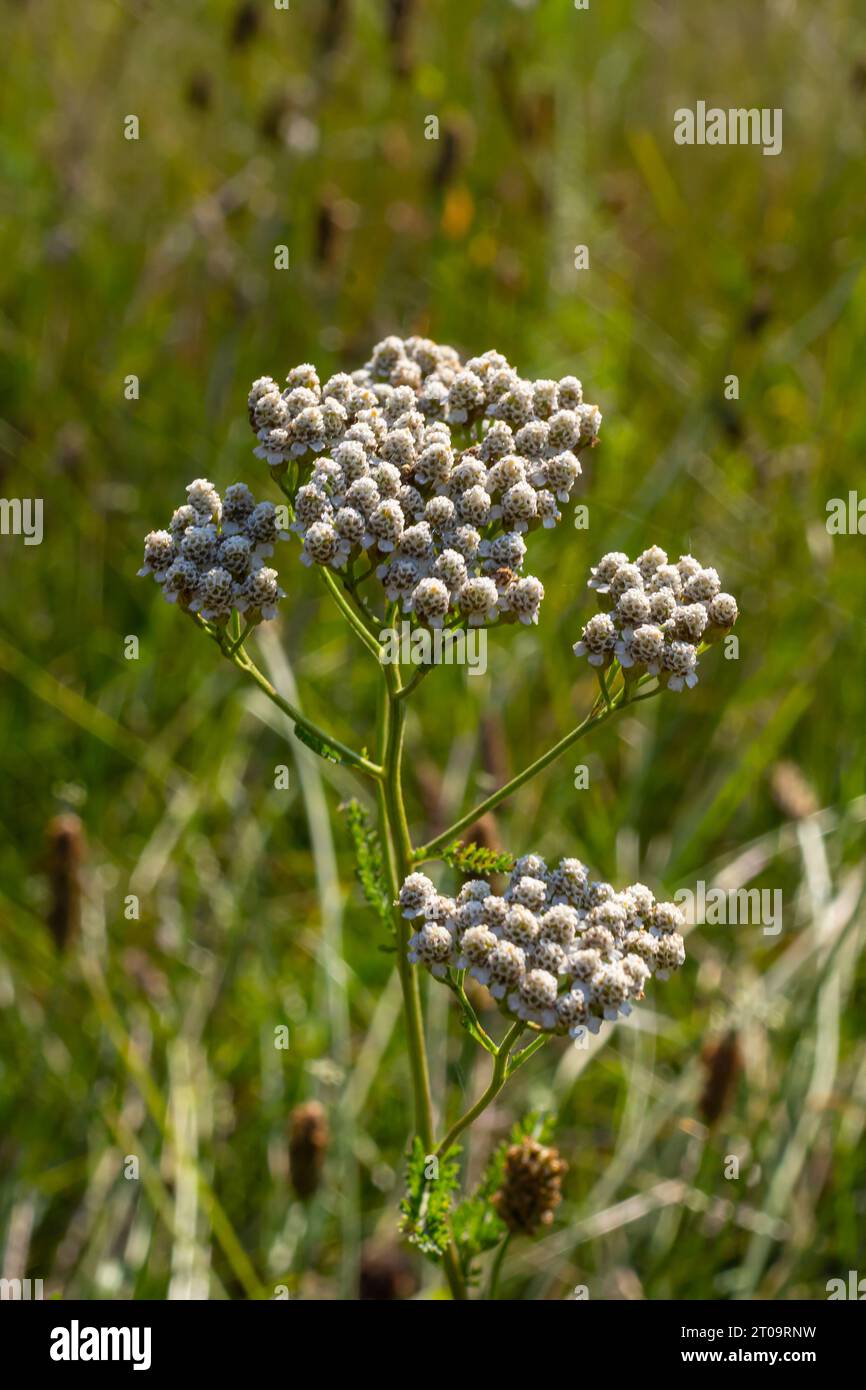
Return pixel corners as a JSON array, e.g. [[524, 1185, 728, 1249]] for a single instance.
[[511, 853, 549, 883], [302, 520, 341, 569], [549, 857, 590, 907], [654, 932, 686, 979], [649, 564, 684, 600], [588, 551, 630, 593], [636, 545, 668, 580], [503, 574, 545, 625], [247, 336, 600, 635], [670, 603, 709, 644], [457, 879, 492, 905], [407, 922, 454, 978], [513, 968, 559, 1027], [528, 936, 567, 977], [400, 858, 685, 1037], [219, 533, 254, 579], [508, 875, 548, 913], [616, 586, 652, 631], [180, 524, 218, 569], [140, 481, 287, 626], [487, 454, 527, 495], [539, 904, 580, 946], [662, 638, 699, 691], [433, 548, 468, 595], [567, 946, 602, 983], [647, 901, 686, 937], [460, 575, 499, 626], [592, 962, 632, 1019], [616, 622, 665, 674], [162, 558, 199, 603], [139, 529, 176, 580], [398, 873, 436, 919], [451, 900, 484, 939], [608, 563, 644, 603], [186, 477, 221, 524], [573, 612, 617, 666], [222, 482, 256, 532], [190, 566, 235, 622], [481, 895, 509, 933], [410, 577, 450, 627], [239, 567, 284, 620], [648, 588, 678, 624], [576, 547, 738, 692], [457, 924, 499, 970], [708, 592, 739, 628]]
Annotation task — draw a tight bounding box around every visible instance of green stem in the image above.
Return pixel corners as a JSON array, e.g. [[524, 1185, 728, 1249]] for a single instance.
[[444, 973, 498, 1055], [395, 663, 434, 702], [597, 665, 613, 709], [228, 620, 254, 656], [376, 666, 435, 1150], [318, 567, 384, 661], [486, 1233, 512, 1301], [415, 680, 664, 864], [415, 697, 625, 864], [628, 683, 663, 704], [376, 670, 469, 1301], [435, 1021, 525, 1157], [507, 1031, 550, 1074], [226, 646, 383, 781]]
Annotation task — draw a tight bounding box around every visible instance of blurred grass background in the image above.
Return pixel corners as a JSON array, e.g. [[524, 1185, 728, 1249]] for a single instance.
[[1, 0, 865, 1299]]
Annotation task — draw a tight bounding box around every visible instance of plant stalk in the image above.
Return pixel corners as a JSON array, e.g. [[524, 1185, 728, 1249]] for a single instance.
[[227, 646, 383, 780], [435, 1020, 525, 1157], [415, 700, 624, 863]]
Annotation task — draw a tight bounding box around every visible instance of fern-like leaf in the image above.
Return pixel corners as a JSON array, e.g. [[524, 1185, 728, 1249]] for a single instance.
[[399, 1138, 462, 1261], [450, 1112, 557, 1278], [342, 799, 392, 930], [440, 840, 516, 876]]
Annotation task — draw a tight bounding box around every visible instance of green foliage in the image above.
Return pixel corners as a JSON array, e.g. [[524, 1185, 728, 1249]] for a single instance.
[[452, 1112, 558, 1280], [451, 1197, 506, 1280], [1, 0, 865, 1302], [399, 1139, 462, 1261], [509, 1112, 557, 1146], [440, 841, 516, 876], [444, 973, 497, 1053], [342, 799, 392, 931]]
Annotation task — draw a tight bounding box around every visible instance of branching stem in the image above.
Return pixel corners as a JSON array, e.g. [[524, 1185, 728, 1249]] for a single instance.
[[318, 567, 384, 661], [413, 686, 660, 864], [435, 1020, 526, 1157], [220, 634, 383, 780], [203, 557, 662, 1299]]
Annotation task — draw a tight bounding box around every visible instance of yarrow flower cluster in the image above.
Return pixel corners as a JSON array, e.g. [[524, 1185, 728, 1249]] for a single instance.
[[399, 857, 686, 1038], [138, 479, 287, 624], [248, 336, 602, 629], [574, 547, 739, 691]]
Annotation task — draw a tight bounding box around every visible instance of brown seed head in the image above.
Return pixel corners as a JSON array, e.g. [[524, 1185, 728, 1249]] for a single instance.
[[288, 1100, 329, 1200], [492, 1136, 567, 1236], [46, 814, 86, 952]]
